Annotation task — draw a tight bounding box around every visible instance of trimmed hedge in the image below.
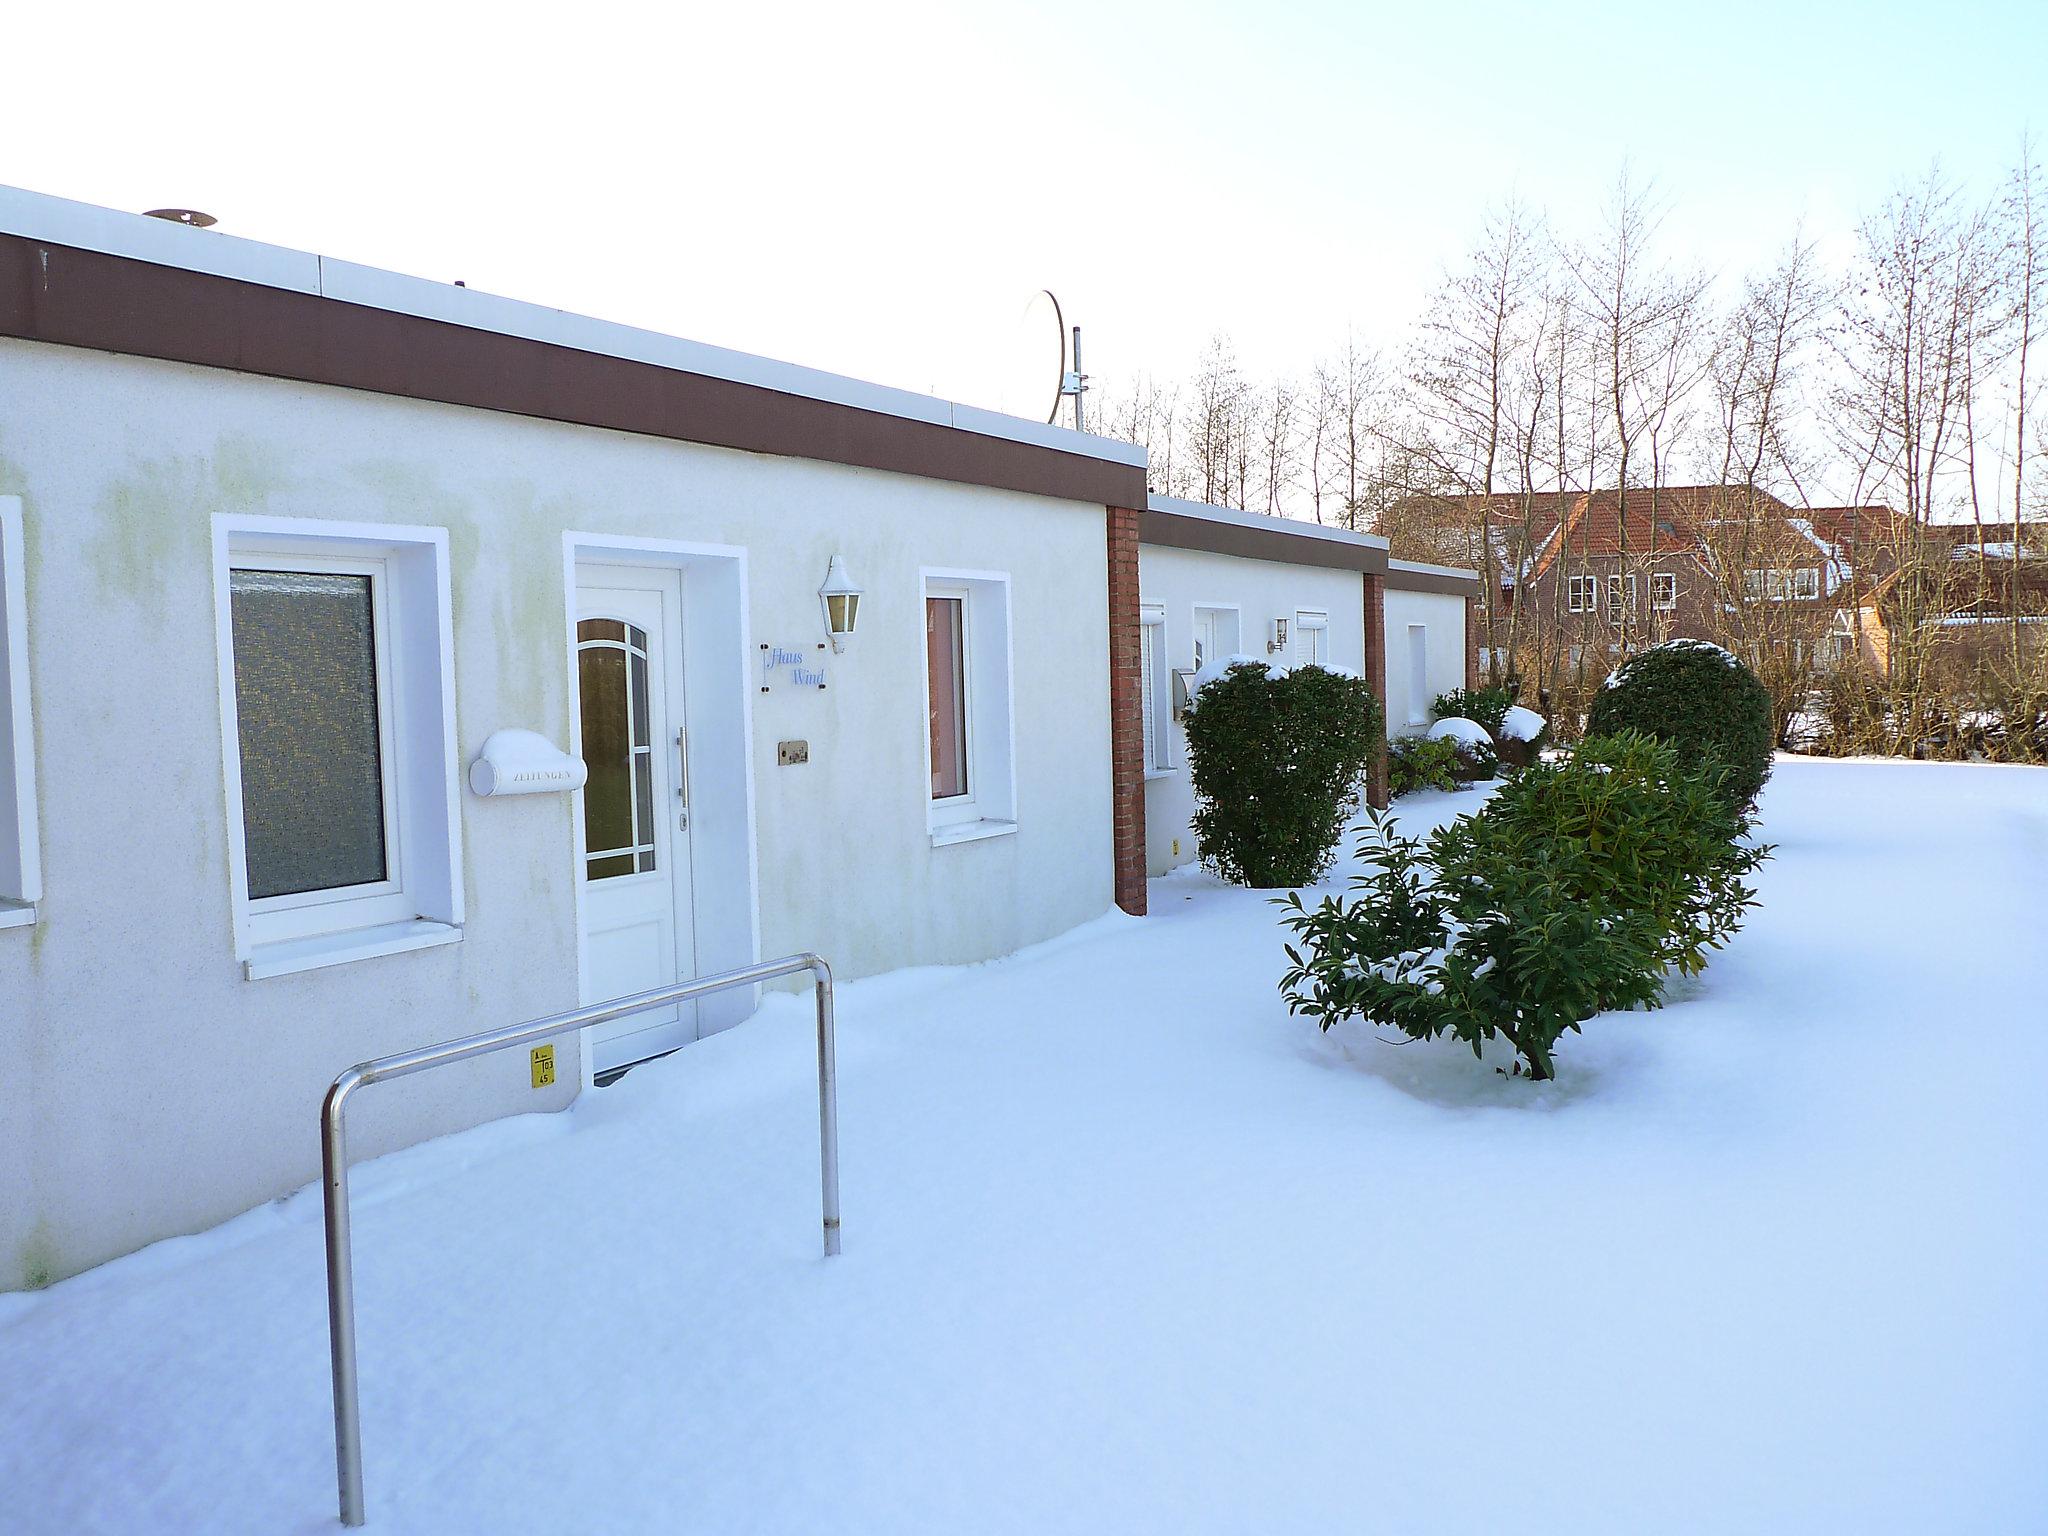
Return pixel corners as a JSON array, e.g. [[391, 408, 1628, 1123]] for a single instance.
[[1182, 661, 1382, 887], [1586, 640, 1775, 808]]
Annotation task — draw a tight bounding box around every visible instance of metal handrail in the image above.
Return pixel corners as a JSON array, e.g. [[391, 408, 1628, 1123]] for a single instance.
[[321, 953, 842, 1527]]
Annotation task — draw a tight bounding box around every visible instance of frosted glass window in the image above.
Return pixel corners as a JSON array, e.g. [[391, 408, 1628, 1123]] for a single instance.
[[927, 596, 968, 799], [578, 619, 656, 879], [230, 568, 389, 900]]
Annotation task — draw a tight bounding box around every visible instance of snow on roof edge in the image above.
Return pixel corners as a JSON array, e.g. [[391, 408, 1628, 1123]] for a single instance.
[[0, 183, 1147, 471], [1145, 495, 1391, 552], [1388, 556, 1481, 580]]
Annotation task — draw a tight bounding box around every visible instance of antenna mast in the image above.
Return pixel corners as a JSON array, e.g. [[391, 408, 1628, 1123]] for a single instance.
[[1060, 325, 1089, 433]]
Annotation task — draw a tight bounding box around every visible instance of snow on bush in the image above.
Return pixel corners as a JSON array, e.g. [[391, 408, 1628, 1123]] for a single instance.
[[1426, 716, 1492, 748], [1278, 730, 1770, 1080], [1430, 685, 1512, 736], [1500, 704, 1546, 742], [1181, 660, 1382, 887], [1425, 716, 1500, 781], [1588, 641, 1776, 808]]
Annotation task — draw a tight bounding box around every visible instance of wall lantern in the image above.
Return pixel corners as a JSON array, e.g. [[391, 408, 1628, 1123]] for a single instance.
[[819, 554, 863, 653]]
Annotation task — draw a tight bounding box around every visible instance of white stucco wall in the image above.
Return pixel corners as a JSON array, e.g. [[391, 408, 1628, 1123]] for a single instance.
[[1383, 586, 1471, 735], [0, 338, 1114, 1288], [1135, 544, 1367, 875]]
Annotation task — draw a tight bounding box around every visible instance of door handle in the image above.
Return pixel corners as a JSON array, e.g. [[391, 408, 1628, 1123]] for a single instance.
[[675, 728, 691, 831]]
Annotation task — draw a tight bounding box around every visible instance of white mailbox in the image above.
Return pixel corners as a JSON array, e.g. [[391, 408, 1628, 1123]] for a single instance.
[[468, 729, 588, 797]]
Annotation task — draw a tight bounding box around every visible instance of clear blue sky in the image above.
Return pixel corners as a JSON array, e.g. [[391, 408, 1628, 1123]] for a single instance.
[[5, 0, 2042, 412]]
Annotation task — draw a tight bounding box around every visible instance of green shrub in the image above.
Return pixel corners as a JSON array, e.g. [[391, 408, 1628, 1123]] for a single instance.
[[1585, 640, 1776, 808], [1431, 685, 1514, 736], [1182, 661, 1382, 887], [1441, 727, 1501, 781], [1388, 735, 1461, 796], [1278, 730, 1770, 1079]]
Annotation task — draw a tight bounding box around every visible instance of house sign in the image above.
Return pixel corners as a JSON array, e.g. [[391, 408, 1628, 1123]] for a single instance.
[[760, 641, 829, 692]]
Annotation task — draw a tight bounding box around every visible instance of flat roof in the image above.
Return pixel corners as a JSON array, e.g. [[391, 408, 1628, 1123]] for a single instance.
[[0, 184, 1148, 506], [1141, 495, 1391, 575], [1384, 557, 1480, 597]]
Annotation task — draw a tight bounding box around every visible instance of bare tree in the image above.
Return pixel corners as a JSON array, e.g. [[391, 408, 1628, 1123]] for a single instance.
[[1562, 168, 1713, 655], [1185, 334, 1247, 507], [1830, 164, 2007, 739], [1395, 196, 1549, 681]]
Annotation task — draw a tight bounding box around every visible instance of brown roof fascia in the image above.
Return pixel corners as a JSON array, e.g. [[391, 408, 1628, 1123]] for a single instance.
[[1137, 505, 1390, 575], [0, 234, 1150, 510], [1384, 563, 1480, 597]]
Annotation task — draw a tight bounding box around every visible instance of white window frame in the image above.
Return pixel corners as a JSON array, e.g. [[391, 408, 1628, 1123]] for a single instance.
[[213, 516, 465, 979], [1791, 567, 1820, 601], [232, 552, 409, 935], [1294, 608, 1330, 667], [1139, 604, 1172, 775], [0, 497, 39, 930], [1566, 574, 1597, 613], [921, 569, 1016, 846], [1744, 568, 1768, 603], [1605, 573, 1637, 618], [1651, 572, 1678, 611]]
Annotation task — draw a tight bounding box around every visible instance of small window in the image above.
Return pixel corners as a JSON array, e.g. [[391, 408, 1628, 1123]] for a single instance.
[[923, 571, 1015, 841], [1605, 573, 1636, 618], [1744, 569, 1767, 603], [0, 496, 39, 928], [230, 564, 398, 903], [1294, 609, 1329, 667], [1139, 605, 1170, 773], [1566, 574, 1597, 614], [217, 518, 463, 977], [926, 594, 969, 801], [1651, 572, 1677, 611], [1792, 568, 1820, 601]]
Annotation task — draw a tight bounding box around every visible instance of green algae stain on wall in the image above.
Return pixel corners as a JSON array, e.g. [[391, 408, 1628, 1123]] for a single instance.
[[16, 1220, 57, 1292], [85, 436, 292, 621]]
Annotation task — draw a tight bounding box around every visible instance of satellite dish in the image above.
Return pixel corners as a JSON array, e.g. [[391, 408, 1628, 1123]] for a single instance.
[[988, 289, 1069, 425]]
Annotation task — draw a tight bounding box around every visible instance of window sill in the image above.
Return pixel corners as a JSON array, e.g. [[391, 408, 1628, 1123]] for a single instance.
[[0, 899, 35, 931], [929, 818, 1018, 848], [244, 918, 463, 981], [1143, 766, 1177, 782]]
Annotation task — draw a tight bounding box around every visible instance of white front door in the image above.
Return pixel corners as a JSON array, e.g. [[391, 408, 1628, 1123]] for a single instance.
[[576, 565, 697, 1073]]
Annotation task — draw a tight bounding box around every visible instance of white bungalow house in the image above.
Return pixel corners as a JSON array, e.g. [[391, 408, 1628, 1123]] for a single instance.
[[0, 188, 1477, 1290], [1136, 500, 1477, 874], [0, 186, 1162, 1289]]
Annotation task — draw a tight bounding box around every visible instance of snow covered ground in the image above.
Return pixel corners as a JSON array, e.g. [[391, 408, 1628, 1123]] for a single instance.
[[5, 758, 2045, 1534]]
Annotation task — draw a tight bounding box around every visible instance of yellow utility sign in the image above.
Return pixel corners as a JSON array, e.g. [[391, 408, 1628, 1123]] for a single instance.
[[530, 1044, 556, 1089]]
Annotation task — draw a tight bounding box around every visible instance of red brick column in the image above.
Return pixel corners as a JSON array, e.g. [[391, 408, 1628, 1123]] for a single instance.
[[1466, 596, 1481, 690], [1364, 570, 1389, 809], [1107, 506, 1147, 916]]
